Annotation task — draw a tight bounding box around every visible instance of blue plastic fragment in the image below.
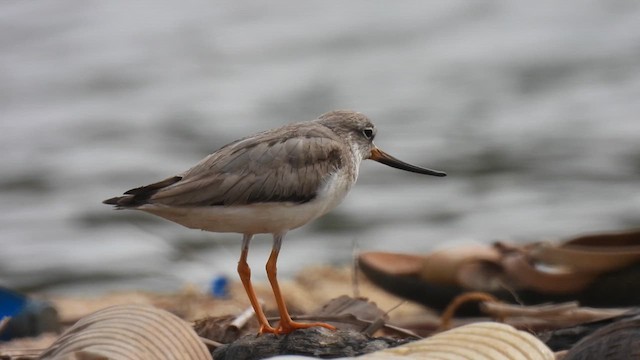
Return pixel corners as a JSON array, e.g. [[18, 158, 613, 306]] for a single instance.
[[210, 275, 230, 298], [0, 287, 60, 340], [0, 287, 27, 319]]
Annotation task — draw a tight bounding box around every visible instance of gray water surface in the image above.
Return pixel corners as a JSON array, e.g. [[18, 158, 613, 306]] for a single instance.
[[2, 0, 640, 295]]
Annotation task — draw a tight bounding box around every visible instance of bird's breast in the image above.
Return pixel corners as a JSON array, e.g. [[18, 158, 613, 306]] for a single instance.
[[314, 167, 357, 215]]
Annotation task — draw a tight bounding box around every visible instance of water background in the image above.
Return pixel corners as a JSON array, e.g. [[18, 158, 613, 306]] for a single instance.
[[2, 0, 640, 295]]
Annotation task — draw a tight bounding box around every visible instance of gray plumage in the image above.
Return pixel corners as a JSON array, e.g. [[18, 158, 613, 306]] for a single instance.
[[104, 111, 372, 208]]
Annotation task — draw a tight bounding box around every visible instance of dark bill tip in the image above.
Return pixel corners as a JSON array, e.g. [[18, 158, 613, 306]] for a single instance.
[[370, 147, 446, 177]]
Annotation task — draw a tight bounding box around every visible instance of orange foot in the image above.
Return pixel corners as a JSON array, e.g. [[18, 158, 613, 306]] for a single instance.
[[258, 323, 278, 334], [275, 320, 336, 335]]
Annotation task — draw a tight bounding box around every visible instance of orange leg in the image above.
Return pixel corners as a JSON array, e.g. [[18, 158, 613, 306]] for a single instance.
[[237, 234, 277, 334], [266, 233, 337, 334]]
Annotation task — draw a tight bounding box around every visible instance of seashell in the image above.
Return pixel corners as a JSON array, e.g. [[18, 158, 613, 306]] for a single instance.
[[361, 322, 554, 360], [39, 304, 211, 360]]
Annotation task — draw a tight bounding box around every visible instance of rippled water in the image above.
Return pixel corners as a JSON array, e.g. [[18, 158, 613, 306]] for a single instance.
[[2, 0, 640, 295]]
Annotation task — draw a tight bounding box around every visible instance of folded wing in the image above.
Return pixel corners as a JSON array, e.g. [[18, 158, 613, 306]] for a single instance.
[[105, 123, 346, 207]]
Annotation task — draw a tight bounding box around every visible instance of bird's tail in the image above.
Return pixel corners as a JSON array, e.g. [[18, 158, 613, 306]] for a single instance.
[[103, 176, 182, 208]]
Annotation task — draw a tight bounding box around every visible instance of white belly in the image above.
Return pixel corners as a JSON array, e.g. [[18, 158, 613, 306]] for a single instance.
[[137, 171, 354, 234]]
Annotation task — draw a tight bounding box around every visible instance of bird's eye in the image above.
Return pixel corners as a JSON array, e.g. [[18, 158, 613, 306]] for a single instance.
[[362, 128, 374, 140]]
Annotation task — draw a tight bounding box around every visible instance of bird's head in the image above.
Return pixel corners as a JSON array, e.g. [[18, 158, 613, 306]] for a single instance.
[[317, 110, 446, 177]]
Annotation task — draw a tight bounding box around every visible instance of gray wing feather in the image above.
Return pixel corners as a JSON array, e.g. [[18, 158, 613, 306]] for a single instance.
[[148, 123, 345, 206]]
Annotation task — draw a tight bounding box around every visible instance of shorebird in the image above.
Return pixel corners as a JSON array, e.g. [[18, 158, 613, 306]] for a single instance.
[[104, 110, 445, 334]]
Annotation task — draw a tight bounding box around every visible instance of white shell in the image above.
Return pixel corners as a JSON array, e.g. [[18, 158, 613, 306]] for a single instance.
[[39, 304, 212, 360], [359, 322, 554, 360]]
